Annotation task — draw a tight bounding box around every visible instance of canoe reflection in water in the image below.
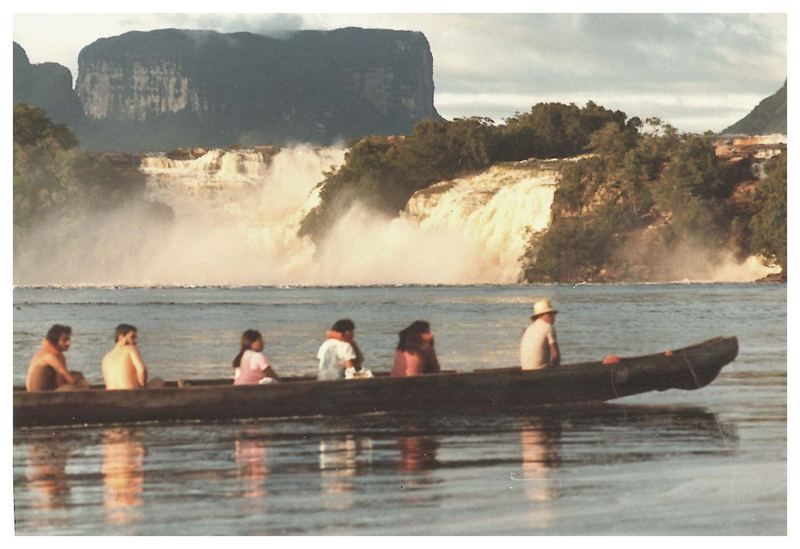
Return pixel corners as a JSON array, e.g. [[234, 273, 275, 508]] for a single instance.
[[234, 426, 270, 499], [102, 427, 145, 526]]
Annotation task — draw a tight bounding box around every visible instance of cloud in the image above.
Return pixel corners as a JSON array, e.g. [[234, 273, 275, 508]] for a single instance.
[[124, 13, 305, 36]]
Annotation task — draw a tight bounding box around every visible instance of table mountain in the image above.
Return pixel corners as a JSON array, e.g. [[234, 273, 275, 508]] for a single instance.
[[13, 42, 85, 129], [75, 27, 440, 150]]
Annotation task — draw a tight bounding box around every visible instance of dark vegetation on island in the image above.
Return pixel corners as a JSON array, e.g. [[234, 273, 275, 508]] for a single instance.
[[12, 103, 173, 265], [299, 102, 787, 282], [299, 102, 628, 241], [520, 121, 786, 282]]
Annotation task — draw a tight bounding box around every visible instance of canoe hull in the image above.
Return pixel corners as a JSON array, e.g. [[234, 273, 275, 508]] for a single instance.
[[14, 336, 738, 428]]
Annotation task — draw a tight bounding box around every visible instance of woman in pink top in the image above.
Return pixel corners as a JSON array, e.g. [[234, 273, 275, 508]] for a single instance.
[[391, 321, 441, 377], [233, 329, 280, 385]]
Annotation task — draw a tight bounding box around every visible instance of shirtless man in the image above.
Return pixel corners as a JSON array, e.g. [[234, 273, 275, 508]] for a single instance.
[[101, 324, 163, 390], [26, 325, 89, 391]]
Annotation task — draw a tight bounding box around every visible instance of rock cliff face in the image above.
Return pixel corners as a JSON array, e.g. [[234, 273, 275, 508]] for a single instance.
[[722, 80, 787, 135], [75, 28, 440, 150], [13, 42, 85, 128]]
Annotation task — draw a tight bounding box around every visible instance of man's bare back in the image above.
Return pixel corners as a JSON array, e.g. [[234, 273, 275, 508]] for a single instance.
[[102, 326, 163, 390], [102, 344, 147, 390]]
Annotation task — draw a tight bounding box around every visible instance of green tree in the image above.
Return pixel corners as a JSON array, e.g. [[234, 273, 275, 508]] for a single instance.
[[749, 152, 787, 272], [13, 102, 78, 149], [13, 103, 172, 252]]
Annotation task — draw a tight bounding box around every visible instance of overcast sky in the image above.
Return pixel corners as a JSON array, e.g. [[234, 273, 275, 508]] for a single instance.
[[13, 13, 787, 132]]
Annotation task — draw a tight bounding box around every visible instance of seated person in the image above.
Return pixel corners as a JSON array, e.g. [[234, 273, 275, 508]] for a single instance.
[[519, 298, 561, 370], [26, 324, 89, 391], [391, 321, 441, 377], [233, 329, 280, 385], [101, 324, 164, 390], [317, 319, 372, 380]]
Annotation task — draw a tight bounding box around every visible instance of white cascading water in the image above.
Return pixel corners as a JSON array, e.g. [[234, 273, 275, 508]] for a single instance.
[[133, 150, 560, 285], [405, 161, 558, 282], [14, 145, 779, 286]]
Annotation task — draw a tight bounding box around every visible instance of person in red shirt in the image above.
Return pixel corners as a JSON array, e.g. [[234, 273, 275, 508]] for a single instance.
[[391, 320, 441, 377]]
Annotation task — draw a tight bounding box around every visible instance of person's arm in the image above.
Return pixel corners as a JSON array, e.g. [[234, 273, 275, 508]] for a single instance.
[[339, 342, 357, 370], [547, 326, 560, 367], [47, 353, 76, 384], [550, 341, 561, 368], [255, 353, 280, 380], [129, 346, 148, 387], [350, 341, 364, 371]]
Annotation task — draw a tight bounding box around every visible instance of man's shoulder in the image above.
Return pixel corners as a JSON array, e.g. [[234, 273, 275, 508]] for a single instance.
[[34, 348, 61, 364]]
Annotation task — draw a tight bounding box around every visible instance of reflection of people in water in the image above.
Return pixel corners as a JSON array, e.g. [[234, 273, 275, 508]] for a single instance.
[[396, 435, 440, 472], [25, 439, 73, 512], [518, 417, 562, 503], [516, 416, 563, 529], [234, 427, 270, 498], [319, 434, 373, 507], [102, 428, 145, 525]]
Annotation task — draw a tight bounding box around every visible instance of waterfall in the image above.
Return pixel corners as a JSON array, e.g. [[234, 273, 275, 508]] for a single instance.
[[14, 146, 776, 286], [129, 152, 559, 286], [404, 161, 558, 282]]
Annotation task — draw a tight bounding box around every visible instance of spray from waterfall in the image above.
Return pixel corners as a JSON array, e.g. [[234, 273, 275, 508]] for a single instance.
[[13, 147, 778, 286]]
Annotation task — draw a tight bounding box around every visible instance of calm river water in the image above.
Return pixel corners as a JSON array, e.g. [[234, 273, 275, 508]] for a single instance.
[[12, 284, 786, 534]]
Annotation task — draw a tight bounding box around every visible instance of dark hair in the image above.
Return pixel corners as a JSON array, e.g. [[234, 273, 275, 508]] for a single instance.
[[397, 320, 431, 354], [233, 329, 262, 369], [45, 324, 71, 345], [114, 324, 137, 341], [331, 319, 355, 333]]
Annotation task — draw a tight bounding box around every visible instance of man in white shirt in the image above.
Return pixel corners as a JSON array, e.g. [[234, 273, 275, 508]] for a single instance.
[[520, 299, 561, 370], [317, 319, 359, 381]]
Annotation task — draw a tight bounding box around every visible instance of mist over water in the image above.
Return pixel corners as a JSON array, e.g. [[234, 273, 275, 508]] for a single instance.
[[13, 146, 777, 286]]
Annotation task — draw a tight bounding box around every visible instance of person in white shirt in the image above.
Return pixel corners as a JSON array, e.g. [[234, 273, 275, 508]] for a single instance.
[[519, 298, 561, 370], [317, 319, 365, 381]]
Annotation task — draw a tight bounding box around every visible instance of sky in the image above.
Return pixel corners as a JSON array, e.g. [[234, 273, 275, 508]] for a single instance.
[[12, 12, 788, 133]]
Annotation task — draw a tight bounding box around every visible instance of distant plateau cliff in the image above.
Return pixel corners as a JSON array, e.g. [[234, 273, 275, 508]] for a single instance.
[[14, 27, 441, 151]]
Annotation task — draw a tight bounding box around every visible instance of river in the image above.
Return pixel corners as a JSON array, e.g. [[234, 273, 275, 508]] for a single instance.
[[12, 283, 786, 534]]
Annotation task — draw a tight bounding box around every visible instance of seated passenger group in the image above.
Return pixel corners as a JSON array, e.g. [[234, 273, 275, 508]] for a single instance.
[[26, 298, 561, 391]]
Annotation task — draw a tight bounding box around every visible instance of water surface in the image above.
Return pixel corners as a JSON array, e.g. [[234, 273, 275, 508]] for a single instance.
[[13, 284, 786, 534]]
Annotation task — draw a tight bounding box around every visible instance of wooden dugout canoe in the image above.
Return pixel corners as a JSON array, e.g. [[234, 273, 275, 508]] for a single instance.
[[13, 336, 738, 428]]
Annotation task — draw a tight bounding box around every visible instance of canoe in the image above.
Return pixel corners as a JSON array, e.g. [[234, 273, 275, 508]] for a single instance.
[[13, 336, 738, 428]]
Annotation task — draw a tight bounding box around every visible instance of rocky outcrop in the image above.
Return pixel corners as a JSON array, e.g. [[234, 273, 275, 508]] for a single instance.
[[722, 80, 787, 135], [13, 42, 85, 129], [75, 28, 441, 150]]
